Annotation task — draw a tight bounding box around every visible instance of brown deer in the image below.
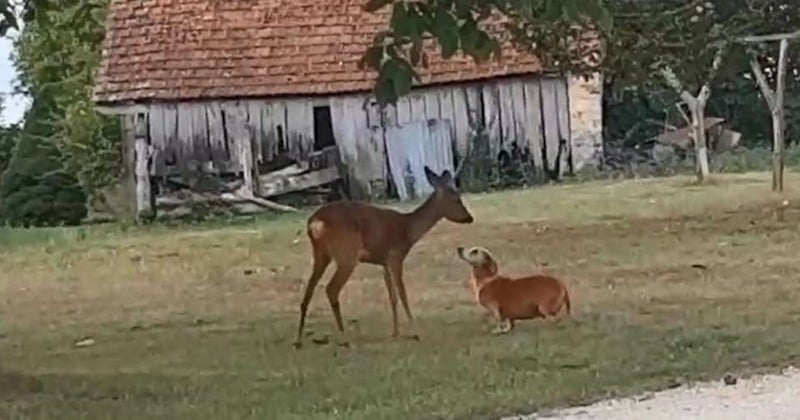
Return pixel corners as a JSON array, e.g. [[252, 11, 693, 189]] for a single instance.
[[293, 165, 474, 348]]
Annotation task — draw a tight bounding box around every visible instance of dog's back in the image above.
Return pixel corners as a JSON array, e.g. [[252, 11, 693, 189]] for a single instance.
[[478, 274, 571, 320]]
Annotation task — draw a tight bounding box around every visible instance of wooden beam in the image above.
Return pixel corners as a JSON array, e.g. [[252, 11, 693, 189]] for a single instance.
[[740, 29, 800, 44], [96, 104, 149, 116], [258, 166, 341, 198], [133, 114, 154, 221], [121, 115, 137, 218], [223, 190, 299, 213]]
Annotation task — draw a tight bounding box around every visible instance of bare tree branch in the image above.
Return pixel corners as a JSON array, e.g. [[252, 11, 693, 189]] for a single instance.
[[659, 67, 697, 106], [698, 45, 726, 103], [674, 103, 691, 126], [775, 38, 789, 113], [750, 56, 776, 110]]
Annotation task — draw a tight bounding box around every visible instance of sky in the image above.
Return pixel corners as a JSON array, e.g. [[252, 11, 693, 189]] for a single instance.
[[1, 28, 30, 126]]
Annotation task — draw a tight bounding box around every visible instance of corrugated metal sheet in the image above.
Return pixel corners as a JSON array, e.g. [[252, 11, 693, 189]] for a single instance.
[[385, 119, 455, 201]]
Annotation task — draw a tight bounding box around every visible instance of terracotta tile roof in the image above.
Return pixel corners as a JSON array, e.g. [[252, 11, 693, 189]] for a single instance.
[[93, 0, 543, 104]]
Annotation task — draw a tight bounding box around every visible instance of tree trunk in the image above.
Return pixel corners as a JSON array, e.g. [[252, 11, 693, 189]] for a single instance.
[[691, 101, 710, 182], [772, 39, 789, 192], [773, 109, 785, 191]]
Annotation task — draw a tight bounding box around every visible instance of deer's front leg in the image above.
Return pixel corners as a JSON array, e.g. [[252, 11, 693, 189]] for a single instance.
[[387, 256, 420, 341], [382, 266, 400, 338]]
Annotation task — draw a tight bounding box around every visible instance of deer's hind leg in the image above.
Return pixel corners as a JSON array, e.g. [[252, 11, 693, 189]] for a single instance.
[[386, 256, 419, 341], [294, 241, 331, 349], [325, 234, 361, 347]]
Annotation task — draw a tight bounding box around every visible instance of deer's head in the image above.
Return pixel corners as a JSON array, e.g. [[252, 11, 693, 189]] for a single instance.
[[424, 166, 474, 224]]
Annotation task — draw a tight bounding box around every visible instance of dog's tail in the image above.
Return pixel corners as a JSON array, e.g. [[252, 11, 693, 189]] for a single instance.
[[562, 287, 572, 316]]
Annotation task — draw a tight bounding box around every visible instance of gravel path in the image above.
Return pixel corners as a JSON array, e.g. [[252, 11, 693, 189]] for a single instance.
[[506, 366, 800, 420]]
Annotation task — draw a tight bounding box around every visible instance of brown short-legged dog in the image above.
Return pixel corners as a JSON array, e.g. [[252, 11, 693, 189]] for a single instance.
[[456, 246, 572, 334]]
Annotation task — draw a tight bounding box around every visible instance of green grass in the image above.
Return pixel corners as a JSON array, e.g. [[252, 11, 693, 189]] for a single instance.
[[3, 172, 800, 419]]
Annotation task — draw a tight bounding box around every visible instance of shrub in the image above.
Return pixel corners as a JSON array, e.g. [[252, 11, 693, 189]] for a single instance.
[[0, 100, 87, 226]]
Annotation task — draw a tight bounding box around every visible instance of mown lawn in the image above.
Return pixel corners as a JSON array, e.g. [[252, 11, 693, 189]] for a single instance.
[[2, 172, 800, 420]]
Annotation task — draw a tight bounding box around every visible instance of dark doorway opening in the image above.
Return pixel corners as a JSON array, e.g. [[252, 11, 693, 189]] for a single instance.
[[313, 106, 336, 150]]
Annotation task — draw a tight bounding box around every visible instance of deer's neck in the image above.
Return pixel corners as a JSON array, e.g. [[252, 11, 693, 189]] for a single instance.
[[405, 195, 443, 245]]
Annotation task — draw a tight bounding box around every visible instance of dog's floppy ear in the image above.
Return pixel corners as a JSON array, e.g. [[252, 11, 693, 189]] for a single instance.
[[475, 247, 499, 275]]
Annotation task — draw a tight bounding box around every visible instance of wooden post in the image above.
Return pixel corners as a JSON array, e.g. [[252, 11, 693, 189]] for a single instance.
[[226, 106, 257, 197], [740, 30, 799, 192], [121, 115, 136, 217], [774, 39, 788, 192], [132, 113, 154, 221]]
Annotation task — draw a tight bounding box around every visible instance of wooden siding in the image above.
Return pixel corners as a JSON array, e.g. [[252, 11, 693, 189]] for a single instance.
[[133, 73, 591, 203]]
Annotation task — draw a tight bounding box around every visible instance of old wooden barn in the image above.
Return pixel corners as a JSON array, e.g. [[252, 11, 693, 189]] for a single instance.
[[93, 0, 604, 219]]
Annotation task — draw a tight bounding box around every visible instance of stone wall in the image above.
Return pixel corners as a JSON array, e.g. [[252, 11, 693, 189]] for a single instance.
[[568, 73, 604, 171]]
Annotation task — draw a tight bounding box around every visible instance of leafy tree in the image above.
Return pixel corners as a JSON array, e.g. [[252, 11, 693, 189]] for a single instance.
[[0, 96, 86, 226], [363, 0, 800, 182], [0, 0, 47, 36], [360, 0, 611, 105], [0, 119, 20, 176], [12, 0, 120, 205]]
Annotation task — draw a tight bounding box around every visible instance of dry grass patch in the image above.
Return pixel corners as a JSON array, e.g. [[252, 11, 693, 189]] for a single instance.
[[2, 172, 800, 419]]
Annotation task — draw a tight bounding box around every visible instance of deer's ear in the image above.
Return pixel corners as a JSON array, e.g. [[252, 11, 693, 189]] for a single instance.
[[439, 170, 454, 185], [424, 166, 440, 187]]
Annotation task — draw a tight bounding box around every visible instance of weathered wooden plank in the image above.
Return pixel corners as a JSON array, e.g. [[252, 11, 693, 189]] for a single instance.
[[264, 102, 287, 156], [554, 78, 571, 175], [351, 97, 377, 198], [221, 103, 247, 165], [162, 104, 178, 166], [362, 126, 387, 197], [464, 86, 482, 127], [134, 113, 153, 220], [225, 104, 255, 196], [497, 80, 516, 150], [246, 100, 265, 164], [382, 103, 398, 127], [259, 103, 274, 161], [410, 93, 427, 123], [422, 119, 455, 179], [366, 100, 382, 128], [258, 166, 341, 198], [385, 120, 426, 200], [523, 79, 545, 174], [176, 103, 195, 171], [481, 83, 502, 159], [510, 79, 528, 149], [285, 100, 314, 160], [329, 97, 361, 197], [395, 96, 413, 125], [385, 119, 454, 201], [121, 115, 137, 217], [423, 90, 441, 120], [205, 102, 228, 168], [437, 89, 458, 152], [452, 87, 472, 159], [147, 105, 167, 176], [540, 78, 561, 173], [190, 103, 211, 162]]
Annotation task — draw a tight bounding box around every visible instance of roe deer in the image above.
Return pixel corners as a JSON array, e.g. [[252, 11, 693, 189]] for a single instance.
[[294, 165, 474, 348], [456, 246, 572, 334]]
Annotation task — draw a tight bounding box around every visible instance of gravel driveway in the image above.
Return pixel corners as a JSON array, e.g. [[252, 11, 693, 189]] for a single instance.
[[506, 366, 800, 420]]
